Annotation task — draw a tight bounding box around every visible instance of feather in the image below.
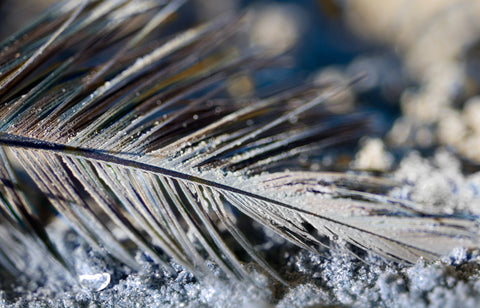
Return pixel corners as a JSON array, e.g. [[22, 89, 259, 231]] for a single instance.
[[0, 0, 478, 287]]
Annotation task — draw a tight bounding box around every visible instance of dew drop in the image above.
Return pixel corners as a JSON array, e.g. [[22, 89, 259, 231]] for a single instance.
[[79, 272, 111, 291]]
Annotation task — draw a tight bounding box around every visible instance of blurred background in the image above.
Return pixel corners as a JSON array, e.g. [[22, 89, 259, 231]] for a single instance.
[[2, 0, 480, 170]]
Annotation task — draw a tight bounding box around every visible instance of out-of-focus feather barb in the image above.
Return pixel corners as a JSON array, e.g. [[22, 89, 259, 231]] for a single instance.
[[0, 0, 478, 289]]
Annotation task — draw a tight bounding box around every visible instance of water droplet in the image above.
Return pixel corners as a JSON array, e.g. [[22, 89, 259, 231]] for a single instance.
[[79, 272, 111, 291]]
